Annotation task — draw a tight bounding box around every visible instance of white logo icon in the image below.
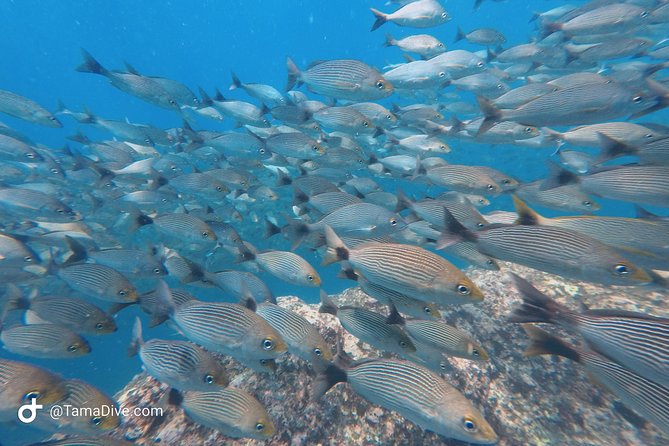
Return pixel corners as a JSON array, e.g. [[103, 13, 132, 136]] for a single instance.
[[18, 397, 43, 424]]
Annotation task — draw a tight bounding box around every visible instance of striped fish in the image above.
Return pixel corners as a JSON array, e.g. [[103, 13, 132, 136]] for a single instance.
[[155, 281, 287, 371], [513, 196, 669, 257], [387, 306, 489, 361], [170, 388, 275, 439], [398, 190, 490, 231], [312, 106, 378, 135], [357, 274, 442, 320], [0, 232, 40, 267], [319, 291, 416, 356], [313, 351, 498, 444], [324, 226, 484, 305], [0, 88, 61, 127], [24, 437, 133, 446], [439, 209, 653, 286], [0, 358, 67, 420], [256, 302, 332, 362], [294, 190, 361, 215], [424, 165, 503, 195], [1, 324, 91, 359], [286, 58, 393, 101], [509, 274, 669, 387], [167, 172, 230, 199], [129, 318, 228, 391], [38, 379, 120, 434], [542, 162, 669, 207], [514, 180, 600, 214], [137, 212, 218, 244], [523, 325, 669, 437], [205, 270, 275, 303], [57, 263, 139, 302], [12, 295, 117, 335], [596, 133, 669, 166], [250, 249, 321, 287]]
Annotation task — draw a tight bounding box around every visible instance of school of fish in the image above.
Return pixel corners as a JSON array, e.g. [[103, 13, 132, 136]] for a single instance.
[[1, 0, 669, 444]]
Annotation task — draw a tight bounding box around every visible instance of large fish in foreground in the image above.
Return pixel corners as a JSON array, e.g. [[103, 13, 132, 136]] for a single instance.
[[509, 274, 669, 387], [522, 325, 669, 437], [286, 58, 393, 101], [323, 226, 484, 305], [370, 0, 451, 31], [313, 347, 498, 444]]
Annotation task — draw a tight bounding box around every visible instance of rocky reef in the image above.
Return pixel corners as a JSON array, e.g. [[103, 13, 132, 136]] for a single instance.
[[66, 264, 667, 445]]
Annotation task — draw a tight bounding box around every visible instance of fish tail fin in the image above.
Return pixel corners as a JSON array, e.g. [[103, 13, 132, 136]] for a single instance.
[[1, 284, 29, 312], [540, 160, 580, 191], [282, 214, 311, 250], [522, 324, 580, 362], [512, 196, 546, 226], [318, 289, 339, 316], [167, 388, 184, 407], [337, 266, 359, 281], [76, 48, 108, 75], [436, 207, 477, 249], [107, 302, 135, 316], [127, 208, 154, 232], [152, 280, 176, 319], [385, 302, 405, 325], [395, 188, 413, 213], [263, 217, 282, 239], [285, 57, 301, 92], [473, 0, 484, 10], [594, 132, 637, 163], [476, 96, 502, 135], [370, 8, 387, 31], [322, 225, 349, 266], [311, 357, 347, 401], [292, 186, 310, 207], [634, 205, 660, 220], [128, 316, 144, 357], [235, 241, 257, 263], [486, 47, 497, 63], [229, 72, 242, 91], [383, 33, 395, 47], [507, 273, 572, 324], [63, 235, 88, 264], [454, 27, 466, 43], [540, 22, 563, 39], [276, 168, 293, 187]]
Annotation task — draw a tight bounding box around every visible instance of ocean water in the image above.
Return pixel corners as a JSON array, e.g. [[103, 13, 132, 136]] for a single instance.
[[0, 1, 667, 445]]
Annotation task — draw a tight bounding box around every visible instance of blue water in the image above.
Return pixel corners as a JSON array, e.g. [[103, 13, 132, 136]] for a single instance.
[[0, 1, 664, 444]]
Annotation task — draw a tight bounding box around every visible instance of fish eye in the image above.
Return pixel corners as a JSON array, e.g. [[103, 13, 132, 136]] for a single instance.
[[632, 95, 643, 103], [118, 290, 127, 296], [582, 200, 592, 207], [376, 80, 385, 89], [438, 43, 444, 48], [399, 340, 407, 347], [313, 348, 322, 356], [614, 263, 630, 275], [386, 114, 392, 120], [362, 121, 369, 127], [24, 391, 40, 401], [169, 99, 177, 105], [497, 84, 503, 89], [457, 284, 471, 295], [95, 323, 104, 330], [312, 145, 320, 152], [259, 148, 266, 154], [204, 374, 214, 384], [390, 218, 397, 226], [640, 10, 648, 17], [423, 306, 432, 314], [502, 179, 511, 184], [463, 417, 477, 432], [472, 348, 480, 357], [26, 152, 36, 159], [439, 72, 446, 78], [50, 168, 59, 174], [262, 338, 275, 350], [441, 12, 447, 18], [56, 209, 65, 214], [525, 127, 533, 133], [486, 259, 494, 265], [24, 255, 33, 263], [67, 344, 78, 352], [440, 145, 447, 150], [476, 61, 484, 68], [255, 422, 265, 431], [440, 362, 448, 370], [477, 223, 485, 228], [644, 133, 653, 139], [486, 184, 495, 191], [202, 231, 209, 238], [91, 416, 103, 426], [216, 185, 223, 192], [307, 274, 315, 282]]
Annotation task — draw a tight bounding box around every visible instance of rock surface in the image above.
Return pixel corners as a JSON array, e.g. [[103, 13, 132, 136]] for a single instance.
[[71, 264, 668, 445]]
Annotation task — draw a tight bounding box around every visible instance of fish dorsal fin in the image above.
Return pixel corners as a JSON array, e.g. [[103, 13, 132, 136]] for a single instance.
[[385, 303, 406, 326]]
